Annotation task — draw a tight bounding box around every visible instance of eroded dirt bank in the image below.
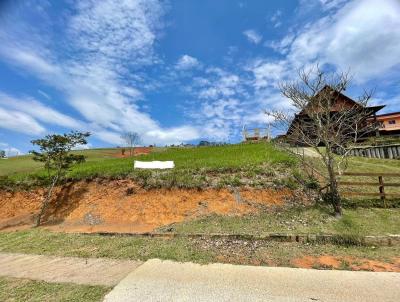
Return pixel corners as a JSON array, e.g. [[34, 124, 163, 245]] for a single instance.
[[0, 179, 292, 233]]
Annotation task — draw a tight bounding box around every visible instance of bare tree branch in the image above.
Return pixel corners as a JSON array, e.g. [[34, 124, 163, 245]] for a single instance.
[[268, 64, 378, 217]]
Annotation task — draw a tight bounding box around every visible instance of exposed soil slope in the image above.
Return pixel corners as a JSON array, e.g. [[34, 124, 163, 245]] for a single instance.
[[0, 179, 291, 233], [292, 255, 400, 272], [112, 147, 153, 158]]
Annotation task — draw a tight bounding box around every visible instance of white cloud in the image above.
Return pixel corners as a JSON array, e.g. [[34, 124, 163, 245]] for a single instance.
[[93, 130, 124, 145], [243, 29, 262, 44], [248, 60, 289, 89], [270, 10, 282, 28], [324, 0, 400, 80], [144, 126, 200, 145], [318, 0, 349, 11], [246, 0, 400, 123], [185, 68, 263, 141], [0, 0, 202, 145], [281, 0, 400, 81], [0, 107, 45, 135], [195, 68, 243, 100], [37, 89, 51, 100], [68, 0, 164, 65], [0, 142, 23, 157], [176, 55, 200, 70], [265, 34, 295, 54], [4, 147, 23, 157], [0, 46, 60, 76], [72, 143, 93, 150], [0, 93, 86, 130]]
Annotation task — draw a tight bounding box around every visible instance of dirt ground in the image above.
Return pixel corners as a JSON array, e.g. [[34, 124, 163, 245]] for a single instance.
[[113, 147, 152, 158], [292, 255, 400, 272], [0, 179, 291, 233], [192, 238, 400, 273]]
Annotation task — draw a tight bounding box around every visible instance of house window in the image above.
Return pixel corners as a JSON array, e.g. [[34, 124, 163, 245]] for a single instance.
[[388, 120, 396, 125]]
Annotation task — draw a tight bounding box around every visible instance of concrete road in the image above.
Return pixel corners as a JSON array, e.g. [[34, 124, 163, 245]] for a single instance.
[[0, 252, 142, 286], [104, 259, 400, 302]]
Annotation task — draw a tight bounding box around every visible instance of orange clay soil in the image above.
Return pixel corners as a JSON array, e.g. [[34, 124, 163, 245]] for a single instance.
[[292, 255, 400, 272], [0, 179, 291, 233], [113, 147, 153, 158]]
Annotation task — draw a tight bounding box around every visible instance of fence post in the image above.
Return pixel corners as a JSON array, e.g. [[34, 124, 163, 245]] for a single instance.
[[392, 147, 398, 158], [388, 147, 393, 159], [378, 176, 386, 208]]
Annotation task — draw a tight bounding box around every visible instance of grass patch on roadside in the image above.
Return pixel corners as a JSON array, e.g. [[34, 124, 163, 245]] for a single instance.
[[0, 277, 110, 302], [160, 206, 400, 237], [0, 229, 214, 263], [0, 229, 398, 270]]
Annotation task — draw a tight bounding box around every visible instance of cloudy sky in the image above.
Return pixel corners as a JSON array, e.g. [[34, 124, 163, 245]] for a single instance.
[[0, 0, 399, 154]]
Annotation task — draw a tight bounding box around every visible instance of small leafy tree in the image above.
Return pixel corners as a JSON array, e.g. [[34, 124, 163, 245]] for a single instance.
[[121, 132, 141, 156], [31, 131, 90, 226], [0, 150, 5, 158]]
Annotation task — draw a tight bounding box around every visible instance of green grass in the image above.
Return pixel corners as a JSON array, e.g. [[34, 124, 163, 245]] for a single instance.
[[0, 148, 123, 177], [346, 156, 400, 173], [0, 229, 213, 263], [0, 156, 43, 176], [0, 143, 295, 188], [0, 229, 398, 269], [301, 150, 400, 198], [68, 143, 294, 178], [0, 277, 110, 302], [158, 206, 400, 237], [339, 157, 400, 197]]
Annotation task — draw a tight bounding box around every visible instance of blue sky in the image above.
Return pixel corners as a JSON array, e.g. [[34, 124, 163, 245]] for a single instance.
[[0, 0, 400, 154]]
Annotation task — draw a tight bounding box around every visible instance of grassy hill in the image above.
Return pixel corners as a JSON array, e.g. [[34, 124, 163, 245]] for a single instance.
[[0, 143, 296, 189], [0, 148, 120, 177], [2, 143, 400, 193]]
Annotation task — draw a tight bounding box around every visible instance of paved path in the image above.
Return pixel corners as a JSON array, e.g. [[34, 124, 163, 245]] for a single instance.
[[1, 253, 399, 301], [290, 147, 322, 158], [0, 252, 142, 286], [104, 259, 400, 302]]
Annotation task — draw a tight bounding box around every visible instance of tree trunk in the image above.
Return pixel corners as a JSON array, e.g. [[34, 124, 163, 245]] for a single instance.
[[35, 174, 59, 227], [327, 157, 342, 217]]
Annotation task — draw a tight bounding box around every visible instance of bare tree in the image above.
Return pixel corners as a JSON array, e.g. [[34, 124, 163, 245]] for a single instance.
[[121, 132, 141, 156], [268, 65, 377, 217]]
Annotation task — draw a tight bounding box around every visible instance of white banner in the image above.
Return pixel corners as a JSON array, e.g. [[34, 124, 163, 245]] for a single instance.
[[134, 160, 175, 169]]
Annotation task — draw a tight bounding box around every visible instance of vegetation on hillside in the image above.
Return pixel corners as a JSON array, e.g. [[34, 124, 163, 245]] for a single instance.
[[0, 143, 296, 190], [30, 131, 91, 226], [160, 206, 400, 236]]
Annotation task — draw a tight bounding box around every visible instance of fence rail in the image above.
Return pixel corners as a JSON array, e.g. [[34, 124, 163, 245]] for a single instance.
[[336, 172, 400, 203]]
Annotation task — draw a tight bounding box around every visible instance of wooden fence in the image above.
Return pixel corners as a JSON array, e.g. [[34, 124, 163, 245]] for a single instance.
[[337, 172, 400, 204], [346, 144, 400, 159]]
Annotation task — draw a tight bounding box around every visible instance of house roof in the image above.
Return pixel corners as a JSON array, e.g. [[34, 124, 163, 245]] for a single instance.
[[287, 86, 385, 135], [300, 85, 384, 115], [375, 111, 400, 118]]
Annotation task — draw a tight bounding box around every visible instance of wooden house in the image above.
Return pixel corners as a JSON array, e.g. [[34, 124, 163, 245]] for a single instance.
[[286, 86, 385, 143]]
